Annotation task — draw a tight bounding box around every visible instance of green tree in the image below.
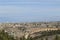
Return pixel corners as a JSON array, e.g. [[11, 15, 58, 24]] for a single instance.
[[0, 30, 15, 40], [40, 38, 43, 40], [45, 37, 48, 40], [54, 35, 58, 40]]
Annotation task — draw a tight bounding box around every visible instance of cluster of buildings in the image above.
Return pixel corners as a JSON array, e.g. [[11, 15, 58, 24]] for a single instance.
[[0, 22, 60, 39]]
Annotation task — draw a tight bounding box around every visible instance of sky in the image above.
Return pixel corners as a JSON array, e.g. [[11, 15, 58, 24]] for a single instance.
[[0, 0, 60, 22]]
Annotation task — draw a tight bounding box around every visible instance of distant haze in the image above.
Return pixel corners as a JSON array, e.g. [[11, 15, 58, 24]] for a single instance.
[[0, 0, 60, 22]]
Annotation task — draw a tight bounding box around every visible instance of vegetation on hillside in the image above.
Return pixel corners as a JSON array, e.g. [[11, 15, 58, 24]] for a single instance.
[[0, 29, 60, 40], [0, 30, 15, 40], [31, 30, 60, 40]]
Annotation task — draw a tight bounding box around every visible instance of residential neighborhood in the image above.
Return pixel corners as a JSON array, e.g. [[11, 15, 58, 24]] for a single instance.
[[0, 22, 60, 40]]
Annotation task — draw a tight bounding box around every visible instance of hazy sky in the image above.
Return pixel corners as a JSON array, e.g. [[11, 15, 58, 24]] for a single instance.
[[0, 0, 60, 22]]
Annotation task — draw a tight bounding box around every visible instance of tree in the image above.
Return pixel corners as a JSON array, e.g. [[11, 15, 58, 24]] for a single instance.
[[54, 35, 58, 40], [45, 37, 48, 40], [0, 30, 15, 40], [40, 38, 43, 40]]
